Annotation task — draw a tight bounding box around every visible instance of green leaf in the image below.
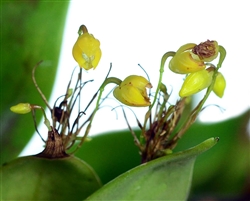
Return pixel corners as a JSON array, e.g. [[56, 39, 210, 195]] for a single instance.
[[86, 138, 219, 201], [1, 155, 102, 200], [174, 109, 250, 196], [1, 1, 69, 164], [76, 110, 249, 196]]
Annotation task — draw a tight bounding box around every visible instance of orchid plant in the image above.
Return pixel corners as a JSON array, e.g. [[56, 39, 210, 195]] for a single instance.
[[7, 24, 227, 200]]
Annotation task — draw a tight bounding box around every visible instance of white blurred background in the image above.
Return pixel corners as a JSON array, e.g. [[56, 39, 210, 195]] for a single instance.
[[20, 0, 250, 156]]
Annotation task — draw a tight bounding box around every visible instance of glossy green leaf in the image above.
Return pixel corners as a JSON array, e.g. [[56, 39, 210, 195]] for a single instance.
[[1, 1, 69, 164], [175, 109, 250, 196], [86, 138, 219, 201], [76, 110, 249, 197], [1, 155, 102, 200]]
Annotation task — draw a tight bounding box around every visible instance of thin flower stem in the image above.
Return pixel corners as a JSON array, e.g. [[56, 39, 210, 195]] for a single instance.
[[121, 108, 142, 150], [32, 61, 52, 111], [31, 110, 46, 142], [78, 25, 88, 36], [217, 45, 226, 69], [85, 77, 121, 130], [157, 83, 170, 120], [142, 52, 175, 140], [31, 105, 52, 131], [149, 51, 175, 111], [73, 77, 122, 151]]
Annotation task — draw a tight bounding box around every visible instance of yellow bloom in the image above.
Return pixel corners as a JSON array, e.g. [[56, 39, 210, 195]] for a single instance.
[[169, 43, 206, 74], [169, 40, 219, 74], [213, 72, 226, 98], [10, 103, 31, 114], [72, 32, 101, 70], [113, 75, 152, 107], [179, 69, 213, 97]]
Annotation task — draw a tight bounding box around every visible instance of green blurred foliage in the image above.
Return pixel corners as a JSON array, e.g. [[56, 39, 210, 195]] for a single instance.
[[75, 130, 141, 184], [1, 1, 69, 164], [180, 110, 250, 198]]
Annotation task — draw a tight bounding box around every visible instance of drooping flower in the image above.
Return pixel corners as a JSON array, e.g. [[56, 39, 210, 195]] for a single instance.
[[169, 43, 206, 74], [72, 27, 101, 70], [179, 69, 213, 97], [10, 103, 31, 114], [113, 75, 152, 107], [213, 72, 226, 98], [169, 40, 219, 74]]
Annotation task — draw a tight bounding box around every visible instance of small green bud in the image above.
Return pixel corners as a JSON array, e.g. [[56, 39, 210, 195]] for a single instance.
[[66, 88, 73, 99], [10, 103, 31, 114], [213, 72, 226, 98]]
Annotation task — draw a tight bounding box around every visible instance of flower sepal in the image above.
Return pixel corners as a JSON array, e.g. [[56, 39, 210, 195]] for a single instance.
[[179, 69, 213, 97], [169, 43, 206, 74]]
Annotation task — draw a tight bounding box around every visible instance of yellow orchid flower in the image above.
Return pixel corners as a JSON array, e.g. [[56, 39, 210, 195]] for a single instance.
[[169, 40, 219, 74], [213, 72, 226, 98], [10, 103, 31, 114], [72, 27, 101, 70], [113, 75, 152, 107], [169, 43, 206, 74], [179, 69, 213, 97]]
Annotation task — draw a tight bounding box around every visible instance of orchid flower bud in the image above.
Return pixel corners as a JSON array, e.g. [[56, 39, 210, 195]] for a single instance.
[[169, 43, 206, 74], [113, 75, 152, 107], [179, 69, 213, 97], [213, 72, 226, 98], [72, 29, 101, 70], [66, 88, 73, 99], [10, 103, 31, 114]]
